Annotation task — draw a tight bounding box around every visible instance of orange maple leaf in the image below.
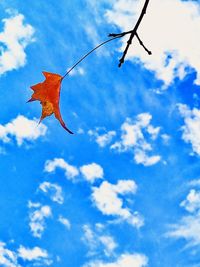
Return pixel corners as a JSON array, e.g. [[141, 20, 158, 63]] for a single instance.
[[28, 71, 73, 134]]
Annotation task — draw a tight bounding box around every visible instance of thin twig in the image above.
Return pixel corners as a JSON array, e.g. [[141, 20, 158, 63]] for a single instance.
[[135, 32, 151, 55], [109, 30, 152, 55], [62, 36, 121, 80], [108, 30, 132, 37], [118, 0, 150, 67]]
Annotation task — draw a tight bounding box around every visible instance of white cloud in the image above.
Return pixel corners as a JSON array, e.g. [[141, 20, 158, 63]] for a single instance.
[[18, 246, 47, 261], [88, 129, 116, 147], [82, 224, 117, 257], [0, 13, 34, 75], [18, 246, 52, 265], [167, 212, 200, 247], [39, 181, 64, 204], [58, 215, 71, 230], [44, 159, 103, 183], [111, 113, 161, 166], [0, 242, 19, 267], [80, 163, 104, 183], [0, 242, 52, 267], [29, 203, 52, 238], [92, 180, 143, 228], [44, 158, 79, 180], [0, 115, 47, 146], [178, 104, 200, 155], [84, 253, 148, 267], [168, 184, 200, 247], [105, 0, 200, 86], [180, 189, 200, 213], [134, 149, 161, 167]]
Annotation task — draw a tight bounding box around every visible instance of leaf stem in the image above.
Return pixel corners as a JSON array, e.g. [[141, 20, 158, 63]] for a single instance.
[[62, 35, 123, 80], [62, 0, 151, 78]]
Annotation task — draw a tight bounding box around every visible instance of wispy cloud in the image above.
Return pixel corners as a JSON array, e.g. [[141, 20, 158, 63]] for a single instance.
[[58, 215, 71, 230], [178, 104, 200, 156], [167, 182, 200, 248], [88, 128, 116, 148], [39, 181, 64, 204], [82, 224, 117, 257], [111, 113, 161, 166], [180, 189, 200, 213], [28, 202, 52, 238], [168, 212, 200, 248], [0, 241, 18, 267]]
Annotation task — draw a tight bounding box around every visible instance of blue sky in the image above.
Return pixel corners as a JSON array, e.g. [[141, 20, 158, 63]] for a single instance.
[[1, 0, 200, 266]]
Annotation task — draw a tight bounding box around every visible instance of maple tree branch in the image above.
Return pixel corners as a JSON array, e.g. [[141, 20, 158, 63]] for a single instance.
[[118, 0, 150, 67], [62, 35, 122, 79]]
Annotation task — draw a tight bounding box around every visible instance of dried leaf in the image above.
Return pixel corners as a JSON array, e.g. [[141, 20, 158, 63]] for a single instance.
[[28, 71, 73, 134]]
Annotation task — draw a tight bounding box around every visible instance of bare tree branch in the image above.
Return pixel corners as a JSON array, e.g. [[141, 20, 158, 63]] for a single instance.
[[118, 0, 150, 67], [108, 31, 152, 55]]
